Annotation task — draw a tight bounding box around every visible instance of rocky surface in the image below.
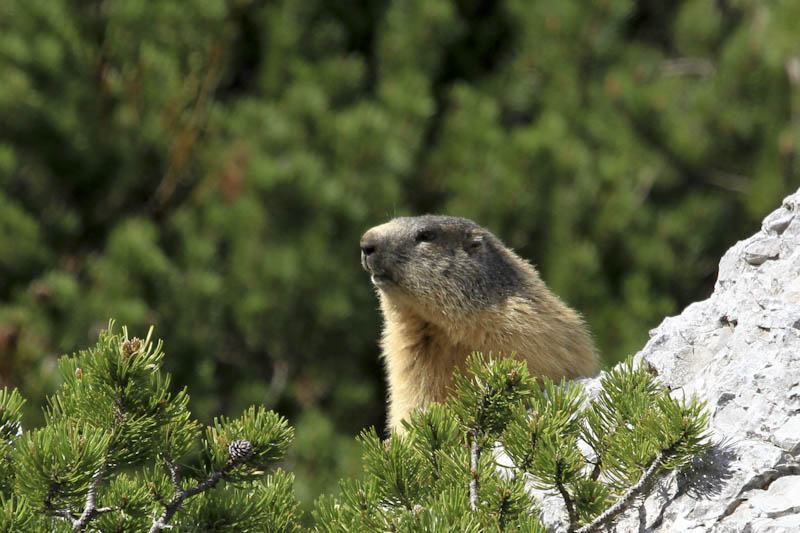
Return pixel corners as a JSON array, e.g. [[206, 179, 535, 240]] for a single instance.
[[615, 188, 800, 532], [539, 188, 800, 532]]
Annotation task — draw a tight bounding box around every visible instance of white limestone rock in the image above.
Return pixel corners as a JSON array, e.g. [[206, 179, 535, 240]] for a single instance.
[[536, 188, 800, 532]]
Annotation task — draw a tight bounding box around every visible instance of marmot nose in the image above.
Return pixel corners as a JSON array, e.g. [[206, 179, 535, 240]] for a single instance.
[[360, 235, 377, 256], [360, 237, 377, 273]]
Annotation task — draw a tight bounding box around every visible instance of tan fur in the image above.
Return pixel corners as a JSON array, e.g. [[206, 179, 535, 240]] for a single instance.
[[360, 216, 599, 432]]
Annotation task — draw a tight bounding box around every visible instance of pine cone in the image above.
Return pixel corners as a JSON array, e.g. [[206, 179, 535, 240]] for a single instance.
[[228, 439, 254, 461]]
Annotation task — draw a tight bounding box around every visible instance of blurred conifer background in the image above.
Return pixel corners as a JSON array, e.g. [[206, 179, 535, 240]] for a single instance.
[[1, 0, 797, 511]]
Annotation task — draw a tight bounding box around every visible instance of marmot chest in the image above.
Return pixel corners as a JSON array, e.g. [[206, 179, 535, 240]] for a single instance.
[[381, 314, 516, 403]]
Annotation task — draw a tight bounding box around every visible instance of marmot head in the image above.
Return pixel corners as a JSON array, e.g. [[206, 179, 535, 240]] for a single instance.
[[360, 215, 527, 318]]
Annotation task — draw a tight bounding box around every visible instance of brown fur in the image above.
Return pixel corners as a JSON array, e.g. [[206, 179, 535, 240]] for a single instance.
[[360, 215, 599, 432]]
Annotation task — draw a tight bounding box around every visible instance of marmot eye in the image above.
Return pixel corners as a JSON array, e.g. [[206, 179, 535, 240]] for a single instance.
[[415, 230, 437, 243]]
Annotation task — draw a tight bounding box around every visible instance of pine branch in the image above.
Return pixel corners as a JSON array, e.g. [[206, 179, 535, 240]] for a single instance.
[[53, 509, 78, 522], [575, 450, 665, 533], [162, 454, 182, 489], [555, 460, 578, 532], [72, 463, 111, 531], [148, 440, 253, 533], [51, 461, 113, 531], [149, 460, 236, 532], [589, 460, 601, 481]]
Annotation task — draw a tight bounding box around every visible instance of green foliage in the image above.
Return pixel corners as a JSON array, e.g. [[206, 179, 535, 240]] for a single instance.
[[316, 353, 711, 532], [580, 360, 710, 492], [0, 329, 712, 531], [45, 326, 199, 466], [503, 380, 587, 490], [204, 406, 293, 481], [92, 473, 151, 532], [180, 473, 300, 533], [14, 420, 110, 511], [287, 408, 363, 513], [449, 353, 537, 440], [0, 323, 300, 532], [1, 0, 795, 509], [0, 388, 25, 495], [0, 491, 36, 532]]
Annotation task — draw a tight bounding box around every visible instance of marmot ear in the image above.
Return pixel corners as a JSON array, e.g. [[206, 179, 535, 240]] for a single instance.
[[465, 230, 484, 254]]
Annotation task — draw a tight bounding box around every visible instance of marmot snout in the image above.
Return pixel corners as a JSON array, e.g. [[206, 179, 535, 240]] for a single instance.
[[361, 215, 599, 433]]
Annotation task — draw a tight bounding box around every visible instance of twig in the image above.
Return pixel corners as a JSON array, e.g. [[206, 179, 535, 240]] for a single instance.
[[575, 450, 665, 533], [162, 454, 182, 490], [497, 490, 513, 531], [589, 459, 602, 481], [148, 458, 240, 533], [73, 463, 112, 531], [468, 429, 481, 511], [554, 460, 578, 532], [53, 509, 77, 522]]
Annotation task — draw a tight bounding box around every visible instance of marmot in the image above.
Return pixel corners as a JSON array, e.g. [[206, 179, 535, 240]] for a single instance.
[[360, 215, 599, 432]]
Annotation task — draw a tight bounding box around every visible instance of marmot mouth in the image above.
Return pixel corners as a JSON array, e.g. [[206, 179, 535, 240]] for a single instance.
[[371, 274, 395, 287]]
